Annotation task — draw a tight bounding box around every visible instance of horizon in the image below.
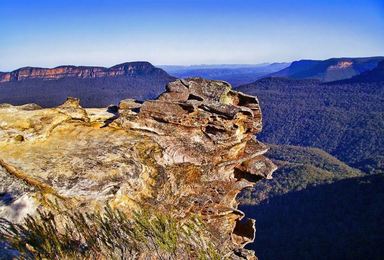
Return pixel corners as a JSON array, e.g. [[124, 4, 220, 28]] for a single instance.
[[2, 55, 384, 72], [0, 55, 384, 73], [1, 0, 384, 71]]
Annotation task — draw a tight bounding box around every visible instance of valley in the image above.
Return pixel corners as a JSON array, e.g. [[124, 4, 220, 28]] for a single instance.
[[0, 56, 383, 259]]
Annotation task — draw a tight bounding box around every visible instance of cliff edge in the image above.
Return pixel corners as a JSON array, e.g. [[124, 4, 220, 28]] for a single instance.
[[0, 78, 275, 259]]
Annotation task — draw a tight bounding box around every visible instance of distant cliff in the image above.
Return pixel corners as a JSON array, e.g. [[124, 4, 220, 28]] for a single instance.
[[0, 62, 168, 82], [269, 57, 384, 82], [331, 60, 384, 84], [0, 62, 175, 107]]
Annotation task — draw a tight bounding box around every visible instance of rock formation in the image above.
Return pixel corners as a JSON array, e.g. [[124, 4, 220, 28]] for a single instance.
[[0, 78, 275, 258]]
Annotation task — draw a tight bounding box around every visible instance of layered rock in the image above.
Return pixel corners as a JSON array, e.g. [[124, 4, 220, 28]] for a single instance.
[[0, 78, 275, 258]]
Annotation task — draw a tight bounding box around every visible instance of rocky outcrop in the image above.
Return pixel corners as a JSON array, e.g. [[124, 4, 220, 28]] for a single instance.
[[0, 78, 275, 258], [0, 62, 167, 83]]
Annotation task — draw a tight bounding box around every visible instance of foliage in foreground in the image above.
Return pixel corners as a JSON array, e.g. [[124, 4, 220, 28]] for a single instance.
[[0, 205, 221, 259]]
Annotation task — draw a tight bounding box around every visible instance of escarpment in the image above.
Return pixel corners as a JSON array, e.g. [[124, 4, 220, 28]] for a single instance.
[[0, 62, 168, 82], [0, 78, 275, 259]]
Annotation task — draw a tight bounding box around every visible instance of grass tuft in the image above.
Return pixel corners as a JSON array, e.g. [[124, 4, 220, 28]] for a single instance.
[[0, 205, 221, 259]]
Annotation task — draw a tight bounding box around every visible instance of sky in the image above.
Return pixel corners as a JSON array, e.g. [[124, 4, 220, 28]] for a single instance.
[[0, 0, 383, 71]]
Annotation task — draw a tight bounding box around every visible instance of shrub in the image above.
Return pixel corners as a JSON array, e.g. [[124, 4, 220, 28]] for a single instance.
[[0, 205, 221, 259]]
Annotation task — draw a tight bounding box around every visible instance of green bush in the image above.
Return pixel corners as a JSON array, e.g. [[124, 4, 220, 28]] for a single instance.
[[0, 205, 221, 259]]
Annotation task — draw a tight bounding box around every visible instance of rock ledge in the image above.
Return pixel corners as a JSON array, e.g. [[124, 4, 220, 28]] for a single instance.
[[0, 78, 275, 258]]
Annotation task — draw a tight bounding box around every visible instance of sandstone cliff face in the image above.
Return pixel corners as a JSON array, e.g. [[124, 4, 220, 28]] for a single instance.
[[0, 62, 167, 83], [0, 78, 275, 258]]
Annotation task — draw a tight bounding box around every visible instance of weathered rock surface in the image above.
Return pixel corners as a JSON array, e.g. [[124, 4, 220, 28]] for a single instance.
[[0, 78, 275, 258]]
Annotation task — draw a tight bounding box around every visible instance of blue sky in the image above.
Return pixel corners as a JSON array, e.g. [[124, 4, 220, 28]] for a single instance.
[[0, 0, 383, 70]]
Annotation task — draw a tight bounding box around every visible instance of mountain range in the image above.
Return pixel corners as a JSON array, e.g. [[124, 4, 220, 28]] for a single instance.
[[159, 63, 290, 86], [0, 62, 175, 107], [160, 57, 384, 85], [1, 57, 382, 108], [269, 56, 384, 82]]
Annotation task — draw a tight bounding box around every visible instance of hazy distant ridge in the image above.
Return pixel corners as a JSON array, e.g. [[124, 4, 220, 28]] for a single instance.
[[159, 63, 290, 86], [269, 57, 384, 82]]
